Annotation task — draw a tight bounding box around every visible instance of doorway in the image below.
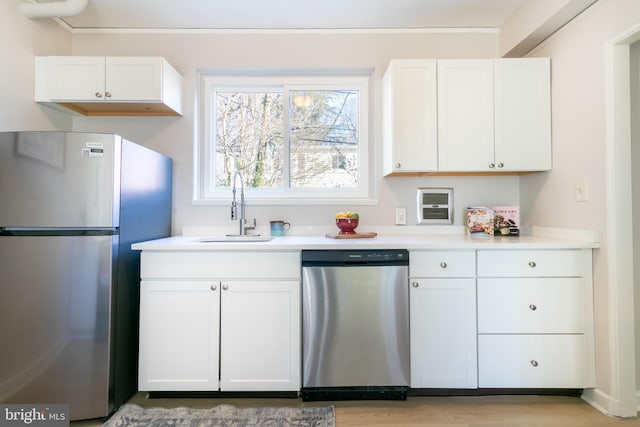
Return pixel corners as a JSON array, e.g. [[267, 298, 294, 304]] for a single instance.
[[603, 26, 640, 417]]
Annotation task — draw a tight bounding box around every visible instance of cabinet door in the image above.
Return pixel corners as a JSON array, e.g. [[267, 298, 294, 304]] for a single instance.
[[494, 58, 551, 171], [106, 57, 163, 101], [410, 278, 477, 388], [45, 56, 106, 101], [220, 280, 300, 391], [138, 280, 220, 391], [437, 60, 494, 172], [383, 59, 438, 174]]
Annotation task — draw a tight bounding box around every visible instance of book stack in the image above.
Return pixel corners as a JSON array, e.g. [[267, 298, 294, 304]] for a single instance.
[[466, 206, 520, 237]]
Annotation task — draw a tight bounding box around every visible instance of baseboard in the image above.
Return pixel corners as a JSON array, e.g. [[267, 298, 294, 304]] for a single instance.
[[581, 387, 639, 418], [581, 388, 611, 415]]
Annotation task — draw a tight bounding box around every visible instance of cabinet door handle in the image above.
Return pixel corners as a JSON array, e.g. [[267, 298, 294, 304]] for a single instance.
[[210, 284, 217, 291], [395, 162, 401, 169], [412, 282, 419, 288], [530, 360, 539, 367], [497, 162, 504, 168], [489, 163, 495, 168], [95, 92, 103, 98], [528, 261, 537, 268], [222, 283, 229, 290], [105, 92, 112, 98], [529, 304, 537, 311], [440, 262, 447, 269]]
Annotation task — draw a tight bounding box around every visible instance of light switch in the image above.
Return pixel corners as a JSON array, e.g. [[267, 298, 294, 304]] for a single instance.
[[575, 179, 588, 202]]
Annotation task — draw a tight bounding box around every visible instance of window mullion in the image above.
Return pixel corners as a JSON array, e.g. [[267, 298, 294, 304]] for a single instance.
[[282, 87, 292, 191]]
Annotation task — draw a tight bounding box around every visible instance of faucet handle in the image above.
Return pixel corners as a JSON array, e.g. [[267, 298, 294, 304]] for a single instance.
[[244, 218, 257, 231]]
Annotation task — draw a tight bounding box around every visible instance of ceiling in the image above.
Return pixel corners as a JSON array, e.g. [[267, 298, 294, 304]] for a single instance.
[[33, 0, 531, 31]]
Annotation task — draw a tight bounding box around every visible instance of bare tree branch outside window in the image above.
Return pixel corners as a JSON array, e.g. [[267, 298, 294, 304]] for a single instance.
[[214, 88, 359, 190]]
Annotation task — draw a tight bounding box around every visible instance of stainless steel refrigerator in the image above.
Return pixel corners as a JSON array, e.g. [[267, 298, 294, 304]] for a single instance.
[[0, 132, 172, 420]]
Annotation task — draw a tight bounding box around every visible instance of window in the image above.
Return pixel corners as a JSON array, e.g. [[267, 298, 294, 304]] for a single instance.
[[195, 72, 372, 205]]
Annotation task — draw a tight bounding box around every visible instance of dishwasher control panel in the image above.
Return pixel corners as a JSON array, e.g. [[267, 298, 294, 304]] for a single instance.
[[301, 249, 409, 266]]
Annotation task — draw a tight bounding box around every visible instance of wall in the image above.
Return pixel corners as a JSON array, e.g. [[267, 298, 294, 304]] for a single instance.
[[69, 31, 520, 234], [521, 0, 640, 415], [499, 0, 599, 57], [0, 1, 72, 131]]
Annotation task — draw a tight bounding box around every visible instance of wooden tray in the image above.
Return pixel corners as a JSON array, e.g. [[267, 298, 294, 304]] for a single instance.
[[325, 232, 378, 239]]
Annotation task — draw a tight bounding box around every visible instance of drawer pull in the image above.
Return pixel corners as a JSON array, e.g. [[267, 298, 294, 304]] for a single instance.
[[530, 360, 539, 367], [210, 284, 217, 291], [528, 261, 537, 268], [222, 284, 229, 290], [412, 282, 419, 288], [529, 304, 537, 311], [396, 163, 401, 169], [440, 262, 447, 269]]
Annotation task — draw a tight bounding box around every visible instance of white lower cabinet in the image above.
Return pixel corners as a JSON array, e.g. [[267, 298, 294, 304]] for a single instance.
[[138, 247, 595, 393], [478, 335, 588, 388], [220, 280, 300, 391], [138, 251, 301, 392], [139, 281, 220, 391], [476, 249, 595, 389], [409, 251, 477, 388]]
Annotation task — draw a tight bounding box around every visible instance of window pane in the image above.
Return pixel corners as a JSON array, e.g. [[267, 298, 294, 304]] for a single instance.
[[289, 90, 359, 189], [215, 92, 284, 188]]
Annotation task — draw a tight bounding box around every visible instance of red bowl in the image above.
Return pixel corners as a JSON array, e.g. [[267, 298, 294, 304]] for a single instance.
[[336, 218, 359, 234]]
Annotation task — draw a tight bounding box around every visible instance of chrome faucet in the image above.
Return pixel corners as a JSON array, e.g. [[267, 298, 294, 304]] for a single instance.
[[230, 171, 256, 236]]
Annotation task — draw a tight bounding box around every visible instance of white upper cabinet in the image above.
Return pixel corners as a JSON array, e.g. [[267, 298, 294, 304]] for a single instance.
[[383, 57, 551, 174], [35, 56, 183, 116], [41, 56, 106, 101], [437, 60, 495, 172], [383, 59, 438, 175], [438, 58, 551, 172], [494, 58, 551, 171]]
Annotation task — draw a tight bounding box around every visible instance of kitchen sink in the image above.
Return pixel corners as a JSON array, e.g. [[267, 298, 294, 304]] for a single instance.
[[196, 235, 273, 243]]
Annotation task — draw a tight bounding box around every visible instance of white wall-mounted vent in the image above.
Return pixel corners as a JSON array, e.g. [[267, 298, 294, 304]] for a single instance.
[[417, 188, 454, 225]]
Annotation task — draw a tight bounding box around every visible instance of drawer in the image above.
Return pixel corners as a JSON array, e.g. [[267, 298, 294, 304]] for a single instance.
[[410, 251, 475, 277], [477, 250, 584, 277], [141, 251, 301, 279], [478, 334, 590, 388], [477, 278, 585, 333]]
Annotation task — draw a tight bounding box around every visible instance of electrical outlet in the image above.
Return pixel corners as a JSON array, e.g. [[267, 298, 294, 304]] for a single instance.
[[575, 179, 589, 202], [395, 207, 407, 225]]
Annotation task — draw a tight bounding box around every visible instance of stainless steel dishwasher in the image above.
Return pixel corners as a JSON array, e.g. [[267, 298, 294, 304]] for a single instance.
[[301, 249, 410, 400]]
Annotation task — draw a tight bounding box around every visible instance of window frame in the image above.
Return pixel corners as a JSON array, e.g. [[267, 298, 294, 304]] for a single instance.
[[194, 70, 375, 206]]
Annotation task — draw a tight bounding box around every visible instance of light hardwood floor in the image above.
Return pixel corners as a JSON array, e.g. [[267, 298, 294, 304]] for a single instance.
[[71, 392, 639, 426]]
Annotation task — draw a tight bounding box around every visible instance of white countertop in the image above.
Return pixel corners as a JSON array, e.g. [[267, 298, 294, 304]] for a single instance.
[[132, 226, 600, 251]]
